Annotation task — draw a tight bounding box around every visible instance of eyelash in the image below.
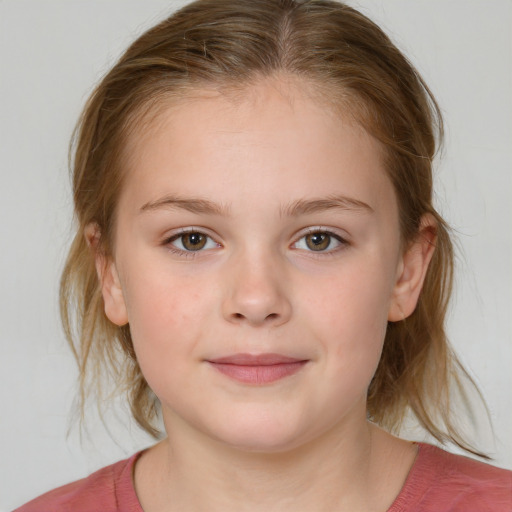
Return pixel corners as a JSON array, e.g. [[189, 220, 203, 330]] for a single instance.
[[292, 228, 349, 256], [163, 229, 220, 258], [162, 227, 349, 258]]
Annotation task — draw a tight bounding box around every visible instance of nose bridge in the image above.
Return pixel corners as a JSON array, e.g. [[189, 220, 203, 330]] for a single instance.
[[222, 244, 292, 326]]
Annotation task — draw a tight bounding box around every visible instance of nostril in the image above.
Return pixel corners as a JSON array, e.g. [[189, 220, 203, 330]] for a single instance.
[[231, 312, 280, 322]]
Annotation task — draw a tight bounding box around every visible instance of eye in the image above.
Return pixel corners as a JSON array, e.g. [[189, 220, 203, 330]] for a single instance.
[[293, 230, 346, 252], [167, 231, 219, 252]]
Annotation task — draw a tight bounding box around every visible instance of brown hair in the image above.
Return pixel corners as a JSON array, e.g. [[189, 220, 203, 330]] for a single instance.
[[61, 0, 484, 453]]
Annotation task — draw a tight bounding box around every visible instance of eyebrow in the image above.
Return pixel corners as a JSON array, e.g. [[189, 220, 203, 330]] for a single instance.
[[139, 195, 230, 216], [280, 195, 374, 217], [139, 194, 373, 217]]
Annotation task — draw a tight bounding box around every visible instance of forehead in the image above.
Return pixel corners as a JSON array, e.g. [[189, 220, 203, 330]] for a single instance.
[[119, 77, 395, 215]]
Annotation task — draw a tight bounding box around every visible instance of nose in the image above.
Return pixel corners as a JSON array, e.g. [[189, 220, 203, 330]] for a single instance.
[[221, 250, 292, 327]]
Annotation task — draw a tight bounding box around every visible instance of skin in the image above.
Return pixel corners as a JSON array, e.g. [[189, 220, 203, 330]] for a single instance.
[[91, 77, 435, 511]]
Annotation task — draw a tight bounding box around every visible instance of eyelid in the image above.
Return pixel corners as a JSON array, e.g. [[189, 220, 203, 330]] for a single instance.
[[163, 226, 218, 242], [291, 226, 350, 253], [162, 227, 222, 255], [160, 226, 349, 257]]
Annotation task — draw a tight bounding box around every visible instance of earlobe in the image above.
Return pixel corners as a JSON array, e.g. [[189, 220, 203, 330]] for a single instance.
[[388, 215, 436, 322], [84, 223, 128, 326]]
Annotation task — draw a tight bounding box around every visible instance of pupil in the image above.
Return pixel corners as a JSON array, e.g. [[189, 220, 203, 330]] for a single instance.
[[311, 234, 325, 245], [188, 233, 202, 245], [306, 232, 330, 251], [183, 232, 207, 251]]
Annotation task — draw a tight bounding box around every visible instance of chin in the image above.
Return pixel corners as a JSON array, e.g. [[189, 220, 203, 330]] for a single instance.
[[207, 414, 314, 455]]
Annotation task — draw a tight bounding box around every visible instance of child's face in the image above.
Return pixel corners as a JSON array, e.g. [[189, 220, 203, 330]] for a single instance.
[[100, 78, 425, 451]]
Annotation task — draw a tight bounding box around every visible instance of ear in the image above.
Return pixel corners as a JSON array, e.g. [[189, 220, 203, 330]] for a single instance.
[[388, 215, 437, 322], [85, 223, 128, 326]]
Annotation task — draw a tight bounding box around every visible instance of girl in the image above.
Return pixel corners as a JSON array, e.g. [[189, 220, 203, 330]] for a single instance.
[[14, 0, 511, 510]]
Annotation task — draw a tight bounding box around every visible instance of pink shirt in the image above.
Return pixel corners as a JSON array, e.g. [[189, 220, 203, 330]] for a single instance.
[[15, 443, 512, 511]]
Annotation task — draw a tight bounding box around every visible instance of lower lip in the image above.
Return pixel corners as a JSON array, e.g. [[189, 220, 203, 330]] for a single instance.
[[208, 361, 308, 384]]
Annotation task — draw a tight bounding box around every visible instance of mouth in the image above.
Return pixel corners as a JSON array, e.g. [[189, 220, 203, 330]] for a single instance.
[[206, 353, 309, 385]]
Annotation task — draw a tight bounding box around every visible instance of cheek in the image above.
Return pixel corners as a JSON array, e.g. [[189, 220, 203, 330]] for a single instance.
[[125, 259, 208, 326], [305, 257, 395, 373], [121, 268, 214, 385]]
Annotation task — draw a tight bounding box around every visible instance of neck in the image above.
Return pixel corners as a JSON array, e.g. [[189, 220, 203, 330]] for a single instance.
[[134, 410, 414, 512]]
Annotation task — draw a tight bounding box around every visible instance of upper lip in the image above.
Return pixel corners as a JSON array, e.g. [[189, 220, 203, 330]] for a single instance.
[[207, 353, 307, 365]]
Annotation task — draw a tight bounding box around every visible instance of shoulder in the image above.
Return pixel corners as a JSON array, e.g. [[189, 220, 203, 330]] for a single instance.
[[390, 443, 512, 512], [13, 452, 143, 512]]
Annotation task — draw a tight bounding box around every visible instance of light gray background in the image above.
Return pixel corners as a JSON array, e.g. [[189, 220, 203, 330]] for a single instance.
[[1, 1, 511, 509]]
